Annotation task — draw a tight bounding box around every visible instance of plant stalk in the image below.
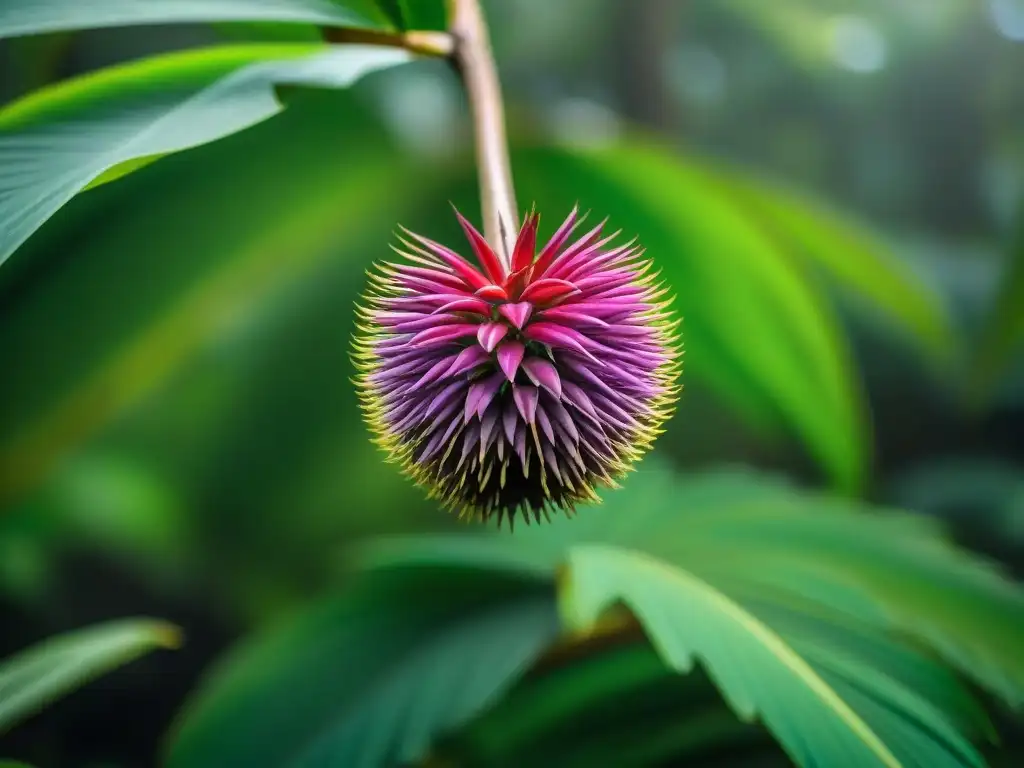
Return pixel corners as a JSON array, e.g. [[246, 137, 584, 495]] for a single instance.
[[448, 0, 519, 267], [323, 27, 454, 57]]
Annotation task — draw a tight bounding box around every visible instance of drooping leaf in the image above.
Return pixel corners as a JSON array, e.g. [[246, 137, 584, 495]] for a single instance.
[[0, 89, 414, 511], [0, 0, 390, 40], [648, 481, 1024, 709], [515, 143, 867, 491], [441, 637, 771, 767], [695, 158, 954, 361], [165, 461, 1023, 766], [712, 0, 972, 70], [561, 544, 984, 768], [889, 458, 1024, 554], [212, 21, 325, 42], [0, 618, 179, 734], [0, 43, 411, 268], [360, 460, 1024, 713], [165, 568, 559, 768], [969, 212, 1024, 405]]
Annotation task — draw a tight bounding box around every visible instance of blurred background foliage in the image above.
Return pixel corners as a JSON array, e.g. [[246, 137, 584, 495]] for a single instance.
[[1, 0, 1023, 765]]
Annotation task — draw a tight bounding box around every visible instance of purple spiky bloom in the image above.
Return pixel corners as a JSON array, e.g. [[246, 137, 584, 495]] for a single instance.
[[353, 207, 681, 525]]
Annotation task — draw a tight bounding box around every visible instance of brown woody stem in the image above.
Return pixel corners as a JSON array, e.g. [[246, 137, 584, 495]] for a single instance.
[[448, 0, 519, 267], [322, 27, 454, 57]]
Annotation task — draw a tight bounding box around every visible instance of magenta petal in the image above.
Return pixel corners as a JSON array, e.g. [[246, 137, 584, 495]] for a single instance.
[[475, 284, 509, 301], [409, 323, 479, 347], [498, 301, 533, 329], [547, 399, 580, 443], [404, 229, 490, 290], [479, 406, 499, 450], [524, 322, 599, 362], [417, 408, 464, 462], [447, 344, 490, 378], [533, 205, 579, 277], [511, 212, 539, 273], [454, 207, 507, 284], [513, 384, 539, 424], [536, 308, 609, 328], [412, 353, 459, 388], [521, 358, 562, 399], [562, 380, 599, 418], [464, 373, 504, 422], [514, 423, 528, 469], [392, 314, 475, 333], [396, 265, 467, 291], [538, 219, 605, 277], [502, 399, 519, 444], [477, 322, 509, 353], [431, 297, 492, 316], [536, 405, 555, 444], [496, 341, 525, 382], [425, 380, 465, 420], [519, 278, 580, 306]]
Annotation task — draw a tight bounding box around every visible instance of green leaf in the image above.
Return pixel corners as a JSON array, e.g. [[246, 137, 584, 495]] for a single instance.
[[515, 143, 867, 491], [0, 43, 410, 269], [969, 213, 1024, 405], [562, 544, 983, 768], [395, 0, 447, 30], [373, 0, 407, 29], [0, 0, 390, 39], [0, 618, 179, 734], [621, 467, 1024, 708], [444, 639, 768, 767], [212, 21, 325, 42], [165, 568, 559, 768], [694, 158, 954, 361], [0, 89, 413, 510], [362, 460, 1024, 716], [167, 462, 1021, 766], [649, 484, 1024, 709]]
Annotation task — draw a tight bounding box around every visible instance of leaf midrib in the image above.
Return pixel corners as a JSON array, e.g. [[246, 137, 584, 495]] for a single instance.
[[572, 545, 904, 768]]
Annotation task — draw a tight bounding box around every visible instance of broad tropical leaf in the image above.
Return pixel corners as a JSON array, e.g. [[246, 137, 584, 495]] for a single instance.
[[0, 618, 179, 734], [165, 568, 559, 768], [562, 544, 984, 767], [0, 0, 390, 39], [442, 637, 771, 767], [360, 461, 1024, 718], [166, 463, 1024, 766], [515, 144, 867, 491], [0, 89, 414, 511], [697, 158, 954, 361], [212, 20, 325, 42], [969, 213, 1024, 404], [0, 43, 410, 268]]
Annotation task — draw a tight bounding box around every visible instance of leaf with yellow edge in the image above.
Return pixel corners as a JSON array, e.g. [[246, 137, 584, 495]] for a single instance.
[[561, 544, 983, 768], [0, 618, 180, 734], [0, 43, 410, 268]]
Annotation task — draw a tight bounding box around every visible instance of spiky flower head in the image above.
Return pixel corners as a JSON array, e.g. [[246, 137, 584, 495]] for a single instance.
[[353, 207, 681, 525]]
